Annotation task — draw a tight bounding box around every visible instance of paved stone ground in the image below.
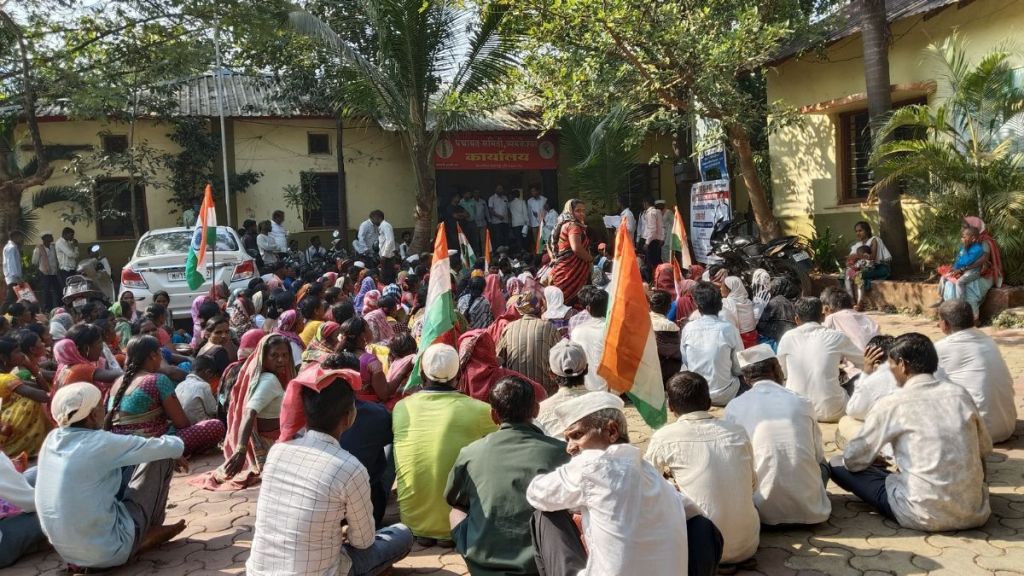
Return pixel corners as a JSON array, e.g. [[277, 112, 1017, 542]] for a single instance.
[[10, 312, 1024, 575]]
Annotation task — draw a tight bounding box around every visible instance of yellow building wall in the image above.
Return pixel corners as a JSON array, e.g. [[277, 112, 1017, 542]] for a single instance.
[[766, 0, 1023, 261], [231, 118, 417, 233]]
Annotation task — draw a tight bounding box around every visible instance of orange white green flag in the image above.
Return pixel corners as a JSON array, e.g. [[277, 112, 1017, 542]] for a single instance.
[[185, 184, 217, 290], [671, 207, 692, 268], [484, 228, 492, 270], [597, 223, 668, 429], [456, 223, 477, 269], [403, 225, 456, 391]]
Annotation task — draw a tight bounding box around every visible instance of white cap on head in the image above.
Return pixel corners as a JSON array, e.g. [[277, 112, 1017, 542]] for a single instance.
[[654, 199, 666, 206], [407, 254, 420, 263], [51, 382, 102, 428], [552, 391, 624, 434], [40, 230, 54, 237], [737, 343, 776, 368], [549, 339, 588, 377], [353, 261, 366, 269], [422, 343, 460, 383]]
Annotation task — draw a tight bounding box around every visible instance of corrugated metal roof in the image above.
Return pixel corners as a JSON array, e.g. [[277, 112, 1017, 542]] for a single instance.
[[776, 0, 963, 62], [12, 71, 545, 131]]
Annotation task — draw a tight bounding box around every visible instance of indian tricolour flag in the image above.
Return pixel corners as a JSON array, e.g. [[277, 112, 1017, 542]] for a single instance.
[[484, 228, 492, 270], [403, 224, 456, 391], [671, 206, 693, 268], [535, 223, 548, 255], [185, 184, 217, 290], [597, 223, 668, 429], [456, 223, 476, 269]]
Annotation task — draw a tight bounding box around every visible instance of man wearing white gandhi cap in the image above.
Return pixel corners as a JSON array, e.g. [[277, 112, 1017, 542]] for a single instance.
[[34, 382, 188, 570], [525, 392, 724, 576]]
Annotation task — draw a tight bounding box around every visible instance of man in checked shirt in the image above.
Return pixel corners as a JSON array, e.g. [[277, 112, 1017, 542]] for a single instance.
[[247, 361, 413, 576]]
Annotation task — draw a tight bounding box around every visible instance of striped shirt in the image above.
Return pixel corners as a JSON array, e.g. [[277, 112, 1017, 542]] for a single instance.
[[497, 315, 561, 393]]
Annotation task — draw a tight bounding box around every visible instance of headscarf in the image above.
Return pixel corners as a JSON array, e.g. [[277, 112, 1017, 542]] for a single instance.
[[54, 339, 91, 373], [505, 277, 524, 297], [320, 272, 339, 286], [457, 330, 548, 404], [364, 309, 395, 345], [278, 364, 362, 442], [541, 286, 570, 320], [963, 216, 1003, 287], [654, 263, 675, 293], [514, 290, 541, 316], [301, 322, 341, 366], [549, 198, 584, 255], [294, 283, 313, 304], [518, 272, 541, 295], [361, 290, 381, 315], [49, 312, 74, 340], [723, 276, 750, 303], [238, 329, 265, 360], [190, 294, 215, 347], [51, 381, 102, 428], [354, 276, 376, 313], [273, 310, 304, 347], [222, 335, 295, 463], [483, 274, 506, 319], [383, 283, 403, 301], [486, 300, 521, 345]]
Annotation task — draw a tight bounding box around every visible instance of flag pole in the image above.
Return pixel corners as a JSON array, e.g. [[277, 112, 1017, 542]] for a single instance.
[[213, 18, 233, 228]]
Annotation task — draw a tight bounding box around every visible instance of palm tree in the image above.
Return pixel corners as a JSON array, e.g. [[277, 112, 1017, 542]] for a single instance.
[[859, 0, 912, 276], [869, 34, 1024, 284], [289, 0, 518, 252], [559, 106, 642, 218]]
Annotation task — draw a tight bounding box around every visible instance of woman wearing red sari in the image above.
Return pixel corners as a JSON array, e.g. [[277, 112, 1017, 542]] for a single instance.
[[456, 329, 547, 405], [548, 199, 593, 305]]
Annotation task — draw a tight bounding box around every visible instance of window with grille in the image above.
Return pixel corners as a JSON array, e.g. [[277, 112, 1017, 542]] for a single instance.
[[101, 134, 129, 154], [307, 133, 330, 155], [302, 173, 342, 229], [837, 96, 927, 203], [94, 178, 148, 239]]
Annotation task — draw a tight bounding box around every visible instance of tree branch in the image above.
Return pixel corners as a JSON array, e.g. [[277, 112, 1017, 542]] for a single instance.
[[0, 9, 51, 186]]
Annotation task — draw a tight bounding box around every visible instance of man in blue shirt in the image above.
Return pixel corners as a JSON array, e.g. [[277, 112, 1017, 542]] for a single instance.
[[35, 382, 186, 570]]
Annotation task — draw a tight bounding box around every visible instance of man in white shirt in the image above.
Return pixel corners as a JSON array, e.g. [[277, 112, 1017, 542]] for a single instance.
[[614, 196, 636, 242], [679, 282, 744, 405], [353, 213, 379, 257], [777, 297, 863, 422], [536, 339, 591, 437], [657, 199, 674, 261], [569, 290, 610, 392], [724, 344, 832, 526], [525, 185, 547, 247], [507, 188, 528, 252], [375, 210, 396, 262], [31, 231, 61, 311], [305, 235, 328, 264], [3, 231, 24, 305], [646, 372, 759, 567], [256, 220, 279, 269], [822, 287, 878, 351], [488, 185, 510, 249], [248, 367, 413, 575], [935, 299, 1017, 443], [527, 392, 723, 576], [830, 333, 992, 532], [270, 210, 289, 253], [0, 452, 45, 568], [55, 226, 79, 285], [837, 334, 898, 449], [640, 197, 665, 268]]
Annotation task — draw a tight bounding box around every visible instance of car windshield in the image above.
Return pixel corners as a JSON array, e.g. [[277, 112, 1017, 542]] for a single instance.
[[136, 229, 239, 257]]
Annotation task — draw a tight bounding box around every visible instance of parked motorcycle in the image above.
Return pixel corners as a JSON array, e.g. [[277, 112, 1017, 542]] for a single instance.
[[76, 244, 116, 302], [708, 215, 814, 295]]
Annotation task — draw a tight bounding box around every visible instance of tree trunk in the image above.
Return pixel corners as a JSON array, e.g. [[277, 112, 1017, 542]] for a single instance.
[[861, 0, 912, 275], [727, 123, 781, 241], [408, 140, 437, 254], [0, 183, 22, 297], [128, 117, 140, 238]]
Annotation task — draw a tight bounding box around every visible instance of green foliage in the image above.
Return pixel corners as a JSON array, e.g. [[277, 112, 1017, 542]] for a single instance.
[[559, 107, 644, 216], [869, 35, 1024, 284], [282, 172, 323, 228], [165, 118, 263, 212], [802, 226, 844, 274]]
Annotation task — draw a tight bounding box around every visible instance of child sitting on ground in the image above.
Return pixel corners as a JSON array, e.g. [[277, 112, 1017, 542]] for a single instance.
[[175, 353, 225, 426]]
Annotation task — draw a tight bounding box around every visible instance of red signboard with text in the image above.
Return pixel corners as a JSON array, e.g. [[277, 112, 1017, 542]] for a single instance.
[[434, 132, 559, 170]]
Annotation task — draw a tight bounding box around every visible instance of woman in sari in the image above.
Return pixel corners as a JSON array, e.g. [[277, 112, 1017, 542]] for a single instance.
[[217, 329, 265, 418], [385, 333, 418, 405], [110, 291, 142, 324], [190, 283, 229, 347], [541, 285, 573, 336], [354, 274, 378, 314], [208, 334, 294, 488], [52, 324, 122, 396], [482, 274, 505, 319], [227, 285, 258, 335], [105, 336, 225, 456], [457, 277, 494, 330], [340, 317, 403, 408], [457, 330, 547, 404], [845, 221, 892, 308], [361, 290, 381, 316], [272, 309, 305, 368], [939, 216, 1003, 321], [364, 305, 396, 346], [548, 199, 593, 305], [300, 321, 341, 369], [48, 311, 73, 341], [0, 337, 50, 457], [721, 276, 758, 348], [198, 315, 238, 364]]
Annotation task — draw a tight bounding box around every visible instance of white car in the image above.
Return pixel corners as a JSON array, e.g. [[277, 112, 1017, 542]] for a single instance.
[[118, 226, 257, 320]]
